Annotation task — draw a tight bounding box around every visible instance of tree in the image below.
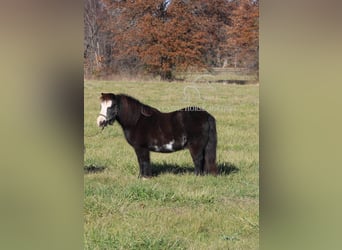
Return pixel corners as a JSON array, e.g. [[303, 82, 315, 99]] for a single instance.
[[84, 0, 106, 77], [102, 0, 234, 80], [226, 0, 259, 69], [85, 0, 259, 80]]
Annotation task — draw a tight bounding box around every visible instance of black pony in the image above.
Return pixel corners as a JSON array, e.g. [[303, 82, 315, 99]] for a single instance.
[[97, 93, 217, 178]]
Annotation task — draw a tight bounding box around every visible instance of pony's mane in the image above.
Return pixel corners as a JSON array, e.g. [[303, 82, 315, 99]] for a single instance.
[[119, 94, 159, 112], [100, 93, 145, 107], [107, 94, 158, 125], [119, 94, 144, 107]]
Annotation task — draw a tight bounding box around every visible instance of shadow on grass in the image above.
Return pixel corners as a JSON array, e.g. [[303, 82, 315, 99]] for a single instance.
[[152, 163, 193, 176], [152, 162, 239, 176], [84, 162, 239, 176], [84, 164, 107, 174], [217, 162, 240, 175]]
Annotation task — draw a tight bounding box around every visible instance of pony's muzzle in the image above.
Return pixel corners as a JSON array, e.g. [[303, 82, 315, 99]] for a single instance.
[[97, 115, 107, 128]]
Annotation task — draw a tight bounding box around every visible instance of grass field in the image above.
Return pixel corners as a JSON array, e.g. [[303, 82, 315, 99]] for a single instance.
[[84, 80, 259, 249]]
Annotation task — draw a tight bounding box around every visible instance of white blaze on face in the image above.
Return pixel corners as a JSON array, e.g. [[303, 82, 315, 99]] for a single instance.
[[96, 100, 112, 127]]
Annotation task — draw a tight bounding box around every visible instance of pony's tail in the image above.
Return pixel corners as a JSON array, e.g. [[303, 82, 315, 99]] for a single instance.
[[204, 115, 218, 175]]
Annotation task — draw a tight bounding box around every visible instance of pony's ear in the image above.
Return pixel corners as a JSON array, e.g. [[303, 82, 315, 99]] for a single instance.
[[141, 105, 154, 117]]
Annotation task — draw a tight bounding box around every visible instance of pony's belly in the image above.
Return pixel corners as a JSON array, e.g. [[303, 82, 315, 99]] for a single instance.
[[148, 139, 186, 153], [150, 147, 180, 153]]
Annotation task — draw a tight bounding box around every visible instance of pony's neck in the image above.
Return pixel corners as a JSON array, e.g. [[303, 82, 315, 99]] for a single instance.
[[116, 95, 141, 127]]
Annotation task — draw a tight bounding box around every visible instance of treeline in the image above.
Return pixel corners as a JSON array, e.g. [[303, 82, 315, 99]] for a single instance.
[[84, 0, 258, 80]]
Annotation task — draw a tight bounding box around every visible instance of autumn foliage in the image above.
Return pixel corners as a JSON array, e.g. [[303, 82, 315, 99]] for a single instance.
[[84, 0, 258, 80]]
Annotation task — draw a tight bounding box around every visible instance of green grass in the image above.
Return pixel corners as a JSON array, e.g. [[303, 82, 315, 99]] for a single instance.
[[84, 80, 259, 249]]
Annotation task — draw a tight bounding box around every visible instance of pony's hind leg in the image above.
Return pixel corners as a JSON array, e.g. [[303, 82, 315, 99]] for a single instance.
[[204, 116, 218, 175], [134, 148, 152, 178], [189, 143, 205, 175]]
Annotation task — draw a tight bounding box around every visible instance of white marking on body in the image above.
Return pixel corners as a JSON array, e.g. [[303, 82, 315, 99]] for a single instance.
[[150, 140, 175, 152], [181, 135, 187, 147], [164, 140, 175, 151]]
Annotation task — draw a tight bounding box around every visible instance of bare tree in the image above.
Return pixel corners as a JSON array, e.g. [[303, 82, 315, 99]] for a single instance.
[[84, 0, 110, 77]]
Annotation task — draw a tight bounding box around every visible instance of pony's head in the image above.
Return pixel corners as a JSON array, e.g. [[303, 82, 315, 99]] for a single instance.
[[96, 93, 120, 129]]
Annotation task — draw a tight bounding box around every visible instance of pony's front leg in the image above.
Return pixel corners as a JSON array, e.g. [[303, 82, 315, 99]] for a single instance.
[[134, 147, 152, 178]]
